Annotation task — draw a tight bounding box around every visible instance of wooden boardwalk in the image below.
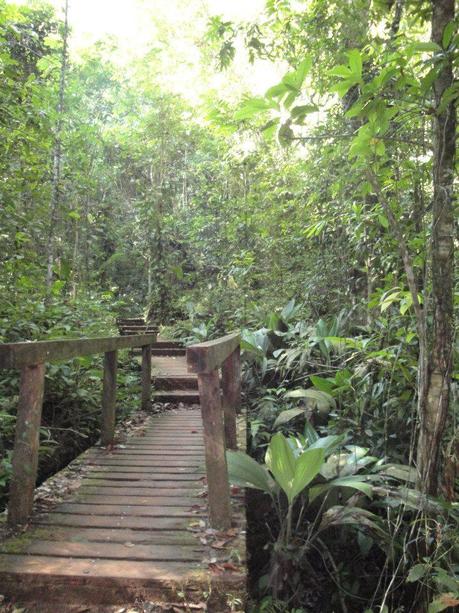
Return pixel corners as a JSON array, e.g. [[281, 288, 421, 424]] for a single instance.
[[0, 411, 245, 609]]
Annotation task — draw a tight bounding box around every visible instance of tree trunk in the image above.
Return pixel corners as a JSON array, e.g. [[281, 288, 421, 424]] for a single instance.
[[45, 0, 69, 290], [416, 0, 456, 496]]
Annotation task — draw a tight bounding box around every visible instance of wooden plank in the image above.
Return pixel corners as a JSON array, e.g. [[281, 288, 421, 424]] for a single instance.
[[78, 487, 201, 497], [187, 332, 240, 374], [0, 558, 244, 607], [197, 370, 231, 529], [221, 347, 240, 450], [76, 495, 200, 506], [8, 363, 46, 526], [0, 554, 202, 580], [17, 541, 202, 562], [89, 456, 203, 466], [141, 344, 152, 410], [90, 445, 204, 460], [85, 471, 203, 480], [92, 448, 204, 455], [56, 503, 202, 517], [0, 334, 157, 369], [81, 480, 202, 489], [91, 457, 203, 473], [101, 350, 117, 446], [35, 514, 196, 530], [9, 526, 198, 545]]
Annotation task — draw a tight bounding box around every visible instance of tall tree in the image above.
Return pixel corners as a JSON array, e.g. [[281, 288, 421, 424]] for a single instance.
[[45, 0, 69, 290], [417, 0, 456, 496]]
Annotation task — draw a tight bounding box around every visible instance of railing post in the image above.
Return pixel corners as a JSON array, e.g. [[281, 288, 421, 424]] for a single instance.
[[222, 346, 241, 449], [101, 350, 117, 446], [141, 344, 152, 410], [8, 363, 45, 526], [197, 369, 232, 529]]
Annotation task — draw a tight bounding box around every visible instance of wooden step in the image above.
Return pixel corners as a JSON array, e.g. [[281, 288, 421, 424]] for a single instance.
[[154, 375, 198, 390], [153, 389, 200, 404], [151, 347, 186, 356], [153, 340, 184, 349]]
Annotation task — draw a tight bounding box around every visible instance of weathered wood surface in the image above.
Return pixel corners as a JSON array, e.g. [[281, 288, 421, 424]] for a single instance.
[[186, 332, 240, 374], [222, 347, 241, 449], [0, 333, 157, 369], [101, 350, 117, 446], [0, 409, 246, 608], [152, 353, 200, 403], [8, 363, 46, 526], [185, 334, 241, 529], [141, 344, 152, 409], [197, 371, 232, 529]]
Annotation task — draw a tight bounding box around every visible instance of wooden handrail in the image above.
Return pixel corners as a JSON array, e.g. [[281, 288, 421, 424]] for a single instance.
[[186, 332, 240, 374], [3, 331, 156, 526], [186, 332, 241, 529], [0, 333, 157, 369]]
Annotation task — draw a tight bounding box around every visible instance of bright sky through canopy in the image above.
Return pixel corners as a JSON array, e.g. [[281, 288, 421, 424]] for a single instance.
[[13, 0, 280, 103]]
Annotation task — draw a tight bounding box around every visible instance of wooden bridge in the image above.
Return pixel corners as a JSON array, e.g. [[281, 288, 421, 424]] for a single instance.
[[0, 329, 246, 611]]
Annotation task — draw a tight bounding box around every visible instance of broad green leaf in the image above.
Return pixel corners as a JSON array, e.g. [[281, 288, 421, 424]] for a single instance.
[[290, 104, 318, 121], [226, 450, 275, 493], [273, 408, 305, 428], [234, 97, 277, 121], [265, 432, 296, 501], [308, 434, 346, 456], [442, 21, 456, 48], [331, 78, 358, 98], [290, 447, 325, 501], [285, 388, 336, 410], [406, 564, 428, 583], [328, 65, 352, 78], [310, 375, 335, 394], [309, 475, 373, 503], [348, 49, 362, 78], [407, 41, 441, 54], [265, 82, 289, 99], [282, 56, 312, 93]]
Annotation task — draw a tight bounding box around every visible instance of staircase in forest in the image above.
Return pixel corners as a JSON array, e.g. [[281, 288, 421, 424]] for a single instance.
[[151, 339, 200, 404]]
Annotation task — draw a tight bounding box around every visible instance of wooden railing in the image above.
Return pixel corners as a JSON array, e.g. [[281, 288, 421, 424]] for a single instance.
[[0, 332, 156, 526], [187, 332, 241, 529]]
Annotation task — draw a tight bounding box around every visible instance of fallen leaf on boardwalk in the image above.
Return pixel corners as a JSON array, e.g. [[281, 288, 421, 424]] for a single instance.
[[211, 540, 228, 549], [222, 562, 240, 571], [208, 562, 225, 575], [215, 527, 238, 538], [124, 542, 135, 547]]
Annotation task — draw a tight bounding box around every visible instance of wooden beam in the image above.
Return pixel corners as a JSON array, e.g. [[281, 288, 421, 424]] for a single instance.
[[141, 344, 152, 410], [197, 370, 231, 529], [0, 334, 157, 369], [101, 351, 117, 446], [8, 363, 45, 525], [221, 347, 240, 449], [186, 332, 240, 374]]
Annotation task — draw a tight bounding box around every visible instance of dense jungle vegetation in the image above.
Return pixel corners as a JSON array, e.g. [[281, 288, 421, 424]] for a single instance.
[[0, 0, 457, 611]]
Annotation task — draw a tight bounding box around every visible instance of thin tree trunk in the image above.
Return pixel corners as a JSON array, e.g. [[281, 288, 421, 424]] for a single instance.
[[416, 0, 456, 496], [45, 0, 69, 290]]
